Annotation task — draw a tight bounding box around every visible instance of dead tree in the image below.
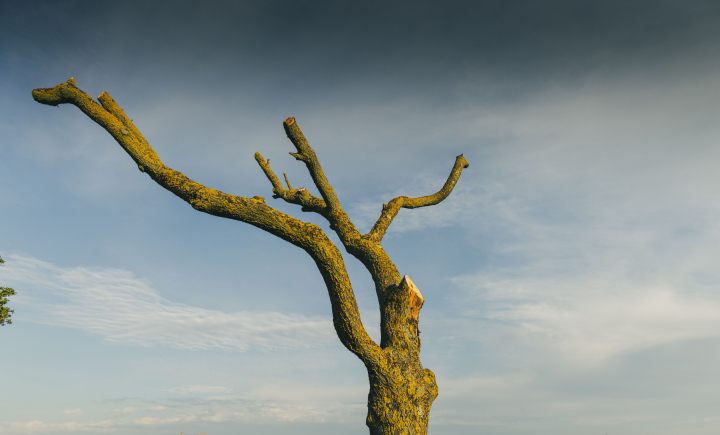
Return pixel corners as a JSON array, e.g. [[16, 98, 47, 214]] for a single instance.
[[32, 78, 469, 435]]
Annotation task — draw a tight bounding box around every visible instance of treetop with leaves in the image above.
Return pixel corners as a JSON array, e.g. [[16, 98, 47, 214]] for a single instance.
[[0, 255, 17, 326]]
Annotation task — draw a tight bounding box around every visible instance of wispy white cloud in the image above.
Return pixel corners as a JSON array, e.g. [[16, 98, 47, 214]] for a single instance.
[[60, 409, 83, 416], [437, 67, 720, 367], [105, 407, 141, 417], [456, 273, 720, 366], [165, 385, 232, 395], [431, 370, 720, 432], [0, 419, 115, 434], [0, 393, 363, 434], [0, 255, 335, 351]]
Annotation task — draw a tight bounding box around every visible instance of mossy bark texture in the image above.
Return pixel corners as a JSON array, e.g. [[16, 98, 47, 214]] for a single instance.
[[32, 78, 469, 435]]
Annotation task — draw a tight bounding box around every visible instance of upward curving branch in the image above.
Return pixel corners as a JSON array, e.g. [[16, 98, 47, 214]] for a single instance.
[[32, 78, 384, 369], [368, 154, 470, 242]]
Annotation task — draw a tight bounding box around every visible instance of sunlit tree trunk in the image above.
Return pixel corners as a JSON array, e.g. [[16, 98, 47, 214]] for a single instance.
[[32, 78, 468, 434]]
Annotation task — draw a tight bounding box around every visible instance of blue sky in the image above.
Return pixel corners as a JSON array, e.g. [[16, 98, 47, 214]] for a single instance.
[[2, 1, 720, 434]]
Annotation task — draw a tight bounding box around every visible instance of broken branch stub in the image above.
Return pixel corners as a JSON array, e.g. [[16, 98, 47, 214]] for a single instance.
[[399, 275, 424, 321]]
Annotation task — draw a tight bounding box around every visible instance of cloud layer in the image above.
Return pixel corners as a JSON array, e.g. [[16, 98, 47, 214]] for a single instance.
[[0, 255, 335, 350]]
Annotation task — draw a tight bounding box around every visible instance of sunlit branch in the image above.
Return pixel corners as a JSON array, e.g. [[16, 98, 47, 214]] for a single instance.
[[368, 154, 469, 242]]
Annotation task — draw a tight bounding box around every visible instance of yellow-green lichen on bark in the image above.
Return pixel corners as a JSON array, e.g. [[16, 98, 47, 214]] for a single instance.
[[366, 364, 438, 435]]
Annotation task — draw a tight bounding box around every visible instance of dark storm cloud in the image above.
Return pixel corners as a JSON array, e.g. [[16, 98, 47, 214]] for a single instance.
[[5, 0, 720, 208], [4, 0, 720, 104]]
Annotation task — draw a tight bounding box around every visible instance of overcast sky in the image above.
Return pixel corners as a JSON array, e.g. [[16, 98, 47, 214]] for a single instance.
[[2, 1, 720, 434]]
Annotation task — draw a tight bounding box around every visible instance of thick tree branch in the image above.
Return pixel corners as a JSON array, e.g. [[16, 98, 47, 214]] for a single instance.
[[310, 242, 385, 368], [32, 80, 319, 246], [283, 118, 341, 210], [33, 78, 165, 173], [368, 154, 470, 242], [32, 78, 384, 369], [254, 152, 327, 214], [282, 118, 362, 242]]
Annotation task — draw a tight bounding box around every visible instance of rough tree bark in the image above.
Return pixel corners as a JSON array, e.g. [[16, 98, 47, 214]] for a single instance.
[[32, 78, 469, 435]]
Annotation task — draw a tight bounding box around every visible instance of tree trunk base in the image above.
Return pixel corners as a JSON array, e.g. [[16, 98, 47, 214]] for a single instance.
[[366, 367, 438, 435]]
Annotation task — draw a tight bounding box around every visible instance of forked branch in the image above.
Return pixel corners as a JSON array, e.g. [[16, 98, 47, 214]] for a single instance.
[[283, 117, 342, 212], [368, 154, 470, 242], [259, 117, 363, 244], [35, 80, 327, 247], [254, 152, 327, 214]]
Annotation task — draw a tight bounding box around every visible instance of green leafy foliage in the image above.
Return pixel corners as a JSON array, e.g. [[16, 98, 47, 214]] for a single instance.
[[0, 255, 16, 326]]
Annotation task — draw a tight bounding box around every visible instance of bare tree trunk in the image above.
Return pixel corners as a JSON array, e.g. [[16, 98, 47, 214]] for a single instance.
[[32, 78, 469, 434], [365, 276, 439, 435]]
